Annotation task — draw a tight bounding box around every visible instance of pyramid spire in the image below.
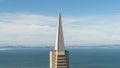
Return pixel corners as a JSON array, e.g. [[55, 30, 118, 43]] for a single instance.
[[50, 14, 69, 68], [55, 13, 65, 51]]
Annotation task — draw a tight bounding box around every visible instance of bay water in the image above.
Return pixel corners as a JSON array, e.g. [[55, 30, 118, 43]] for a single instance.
[[0, 47, 120, 68]]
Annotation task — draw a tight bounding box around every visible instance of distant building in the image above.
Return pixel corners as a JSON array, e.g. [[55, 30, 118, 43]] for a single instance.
[[50, 13, 69, 68]]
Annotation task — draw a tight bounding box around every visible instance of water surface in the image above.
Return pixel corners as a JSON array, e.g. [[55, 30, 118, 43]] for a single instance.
[[0, 47, 120, 68]]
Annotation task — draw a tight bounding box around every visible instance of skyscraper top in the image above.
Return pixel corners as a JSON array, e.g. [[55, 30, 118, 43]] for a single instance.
[[50, 14, 69, 68], [55, 13, 65, 51]]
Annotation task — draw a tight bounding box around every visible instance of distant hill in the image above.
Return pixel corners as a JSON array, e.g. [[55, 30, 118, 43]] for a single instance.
[[0, 43, 52, 48], [0, 43, 120, 48]]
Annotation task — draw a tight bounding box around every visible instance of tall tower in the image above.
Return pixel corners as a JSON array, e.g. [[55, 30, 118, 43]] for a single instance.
[[50, 13, 69, 68]]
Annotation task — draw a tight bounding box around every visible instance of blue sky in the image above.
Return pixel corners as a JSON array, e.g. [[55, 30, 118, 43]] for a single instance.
[[0, 0, 120, 46], [0, 0, 120, 16]]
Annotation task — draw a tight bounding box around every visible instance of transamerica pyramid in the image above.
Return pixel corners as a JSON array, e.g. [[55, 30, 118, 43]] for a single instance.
[[50, 13, 69, 68]]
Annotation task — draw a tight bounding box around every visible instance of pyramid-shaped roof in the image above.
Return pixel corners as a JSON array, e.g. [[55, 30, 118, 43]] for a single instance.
[[55, 13, 65, 51]]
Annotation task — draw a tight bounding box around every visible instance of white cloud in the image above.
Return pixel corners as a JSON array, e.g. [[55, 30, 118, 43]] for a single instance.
[[0, 13, 120, 46], [0, 13, 56, 25]]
